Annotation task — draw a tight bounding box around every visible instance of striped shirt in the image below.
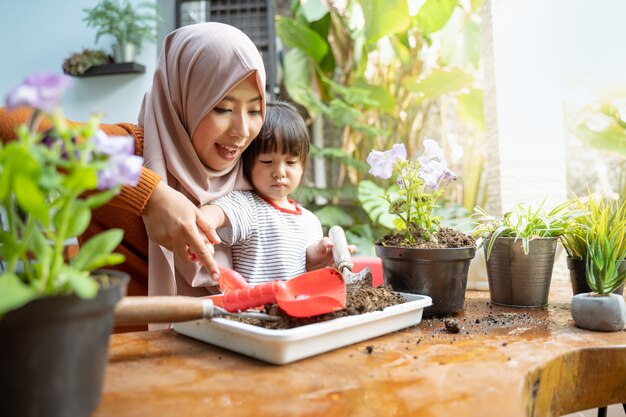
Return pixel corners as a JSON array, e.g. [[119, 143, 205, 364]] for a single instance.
[[213, 191, 323, 285]]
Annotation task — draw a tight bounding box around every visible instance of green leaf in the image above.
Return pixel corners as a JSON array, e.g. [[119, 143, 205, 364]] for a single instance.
[[360, 0, 411, 43], [71, 229, 124, 271], [457, 88, 484, 130], [574, 124, 626, 160], [83, 188, 119, 209], [63, 267, 98, 299], [276, 16, 329, 64], [313, 205, 354, 228], [0, 273, 38, 315], [14, 174, 49, 226], [60, 203, 92, 238], [63, 166, 98, 192], [404, 67, 474, 102], [283, 49, 315, 108], [358, 180, 397, 229], [414, 0, 458, 34], [353, 78, 396, 114]]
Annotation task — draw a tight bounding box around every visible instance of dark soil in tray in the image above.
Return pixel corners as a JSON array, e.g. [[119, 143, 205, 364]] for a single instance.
[[230, 280, 406, 329]]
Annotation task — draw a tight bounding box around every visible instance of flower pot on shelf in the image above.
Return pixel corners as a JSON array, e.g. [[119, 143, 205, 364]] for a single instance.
[[571, 293, 626, 332], [375, 245, 475, 316], [0, 271, 128, 417], [484, 237, 558, 308], [566, 257, 625, 296], [112, 42, 136, 63]]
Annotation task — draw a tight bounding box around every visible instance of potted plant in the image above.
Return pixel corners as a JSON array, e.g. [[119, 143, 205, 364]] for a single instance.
[[0, 72, 143, 417], [472, 200, 583, 308], [367, 140, 477, 316], [83, 0, 162, 63], [561, 194, 626, 295], [570, 226, 626, 332]]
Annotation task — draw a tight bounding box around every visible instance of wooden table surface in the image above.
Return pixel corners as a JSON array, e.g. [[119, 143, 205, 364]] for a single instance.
[[94, 276, 626, 417]]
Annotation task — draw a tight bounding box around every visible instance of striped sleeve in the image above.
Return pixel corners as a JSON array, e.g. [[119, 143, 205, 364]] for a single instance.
[[212, 191, 257, 246]]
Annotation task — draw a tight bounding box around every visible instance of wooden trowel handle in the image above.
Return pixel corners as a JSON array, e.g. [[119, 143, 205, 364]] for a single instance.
[[329, 226, 353, 272], [115, 296, 212, 326]]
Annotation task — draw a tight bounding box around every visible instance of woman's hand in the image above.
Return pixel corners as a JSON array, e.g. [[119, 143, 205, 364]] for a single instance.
[[305, 237, 357, 271], [142, 182, 222, 280]]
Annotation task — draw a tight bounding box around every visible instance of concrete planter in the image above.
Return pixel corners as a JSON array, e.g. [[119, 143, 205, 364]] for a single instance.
[[571, 293, 626, 332]]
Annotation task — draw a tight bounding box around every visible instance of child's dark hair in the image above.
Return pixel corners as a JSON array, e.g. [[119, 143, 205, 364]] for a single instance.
[[242, 100, 310, 181]]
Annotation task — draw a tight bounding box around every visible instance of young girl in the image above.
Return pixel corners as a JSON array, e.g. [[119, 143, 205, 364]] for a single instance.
[[199, 101, 331, 284]]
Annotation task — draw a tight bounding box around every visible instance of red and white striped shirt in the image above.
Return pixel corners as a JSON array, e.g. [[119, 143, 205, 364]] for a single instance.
[[213, 191, 323, 284]]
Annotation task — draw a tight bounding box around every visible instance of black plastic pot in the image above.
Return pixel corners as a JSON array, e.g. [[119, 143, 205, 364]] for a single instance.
[[485, 237, 557, 307], [0, 270, 128, 417], [566, 257, 625, 296], [375, 245, 476, 317]]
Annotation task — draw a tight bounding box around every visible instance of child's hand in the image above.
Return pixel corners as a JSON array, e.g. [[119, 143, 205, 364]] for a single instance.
[[305, 237, 357, 271]]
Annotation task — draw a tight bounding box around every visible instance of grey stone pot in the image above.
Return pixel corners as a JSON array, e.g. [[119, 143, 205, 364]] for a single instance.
[[484, 237, 558, 307], [571, 293, 626, 332]]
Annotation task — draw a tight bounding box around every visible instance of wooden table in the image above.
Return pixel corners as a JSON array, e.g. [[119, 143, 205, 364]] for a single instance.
[[94, 276, 626, 417]]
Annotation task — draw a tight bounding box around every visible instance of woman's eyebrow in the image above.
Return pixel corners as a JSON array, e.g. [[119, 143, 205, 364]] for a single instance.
[[221, 95, 262, 104]]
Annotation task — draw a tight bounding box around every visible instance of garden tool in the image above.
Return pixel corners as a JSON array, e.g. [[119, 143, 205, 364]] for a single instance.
[[217, 267, 346, 317], [114, 296, 279, 326], [329, 225, 372, 286]]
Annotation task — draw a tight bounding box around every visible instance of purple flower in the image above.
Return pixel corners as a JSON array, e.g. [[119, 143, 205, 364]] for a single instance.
[[93, 130, 142, 190], [418, 138, 444, 165], [6, 73, 73, 112], [419, 159, 456, 190], [97, 154, 143, 190], [367, 143, 407, 179], [92, 130, 135, 156]]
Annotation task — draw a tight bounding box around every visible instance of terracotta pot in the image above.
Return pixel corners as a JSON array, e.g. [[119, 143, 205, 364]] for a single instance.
[[0, 270, 129, 417], [566, 257, 625, 296], [484, 237, 557, 308], [375, 245, 475, 316], [571, 293, 626, 332]]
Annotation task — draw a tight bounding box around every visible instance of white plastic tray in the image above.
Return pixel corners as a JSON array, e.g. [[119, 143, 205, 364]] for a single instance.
[[173, 292, 431, 365]]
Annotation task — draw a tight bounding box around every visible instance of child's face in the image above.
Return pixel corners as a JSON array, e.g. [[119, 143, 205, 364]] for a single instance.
[[251, 152, 303, 205]]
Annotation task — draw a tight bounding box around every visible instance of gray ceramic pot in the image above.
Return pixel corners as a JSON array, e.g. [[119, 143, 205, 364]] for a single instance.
[[375, 245, 475, 316], [571, 293, 626, 332], [484, 237, 557, 307]]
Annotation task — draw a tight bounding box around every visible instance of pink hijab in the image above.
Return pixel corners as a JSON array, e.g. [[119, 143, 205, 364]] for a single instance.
[[139, 22, 266, 300]]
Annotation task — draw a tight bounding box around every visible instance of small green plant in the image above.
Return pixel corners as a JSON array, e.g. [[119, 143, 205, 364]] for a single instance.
[[561, 194, 626, 261], [83, 0, 162, 51], [0, 72, 143, 316], [586, 232, 626, 295], [366, 140, 456, 245], [472, 199, 584, 259]]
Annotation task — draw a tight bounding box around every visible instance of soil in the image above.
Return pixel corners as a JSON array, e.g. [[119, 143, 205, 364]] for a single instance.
[[376, 227, 476, 249], [228, 280, 405, 329]]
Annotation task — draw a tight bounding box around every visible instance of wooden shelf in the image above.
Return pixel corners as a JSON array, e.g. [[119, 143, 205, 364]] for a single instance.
[[71, 62, 145, 77]]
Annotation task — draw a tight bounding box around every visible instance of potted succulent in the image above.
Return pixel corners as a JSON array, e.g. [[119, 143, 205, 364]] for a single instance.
[[367, 140, 476, 316], [561, 194, 626, 295], [570, 227, 626, 332], [83, 0, 162, 63], [0, 73, 142, 417], [472, 200, 583, 308]]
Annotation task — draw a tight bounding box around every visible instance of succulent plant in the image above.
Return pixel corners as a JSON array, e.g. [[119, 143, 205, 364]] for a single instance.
[[62, 49, 111, 75]]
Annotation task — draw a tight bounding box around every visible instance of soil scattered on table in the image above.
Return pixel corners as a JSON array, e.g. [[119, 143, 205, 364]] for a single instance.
[[228, 280, 405, 329]]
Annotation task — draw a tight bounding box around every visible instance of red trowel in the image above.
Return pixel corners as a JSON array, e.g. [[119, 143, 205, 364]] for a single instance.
[[214, 266, 347, 318]]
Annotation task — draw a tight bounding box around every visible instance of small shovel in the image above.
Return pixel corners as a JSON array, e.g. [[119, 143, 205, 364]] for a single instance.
[[216, 267, 347, 317], [115, 296, 280, 326], [329, 225, 372, 285]]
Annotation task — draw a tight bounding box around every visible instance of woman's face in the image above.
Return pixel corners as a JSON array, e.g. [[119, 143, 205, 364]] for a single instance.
[[191, 74, 263, 171]]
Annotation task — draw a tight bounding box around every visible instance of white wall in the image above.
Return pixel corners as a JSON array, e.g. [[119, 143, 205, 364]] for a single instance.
[[0, 0, 159, 124]]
